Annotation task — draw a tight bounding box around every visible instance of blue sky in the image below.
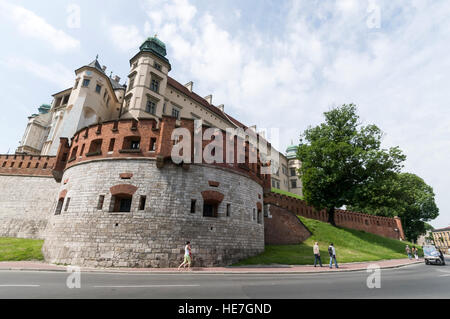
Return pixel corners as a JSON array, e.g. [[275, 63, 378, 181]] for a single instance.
[[0, 0, 449, 228]]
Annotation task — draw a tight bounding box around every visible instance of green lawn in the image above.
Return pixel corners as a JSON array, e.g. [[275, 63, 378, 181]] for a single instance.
[[235, 216, 421, 266], [0, 237, 44, 261], [271, 187, 304, 200]]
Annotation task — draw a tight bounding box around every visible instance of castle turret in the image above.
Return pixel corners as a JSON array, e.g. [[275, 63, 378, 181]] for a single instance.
[[122, 35, 171, 120]]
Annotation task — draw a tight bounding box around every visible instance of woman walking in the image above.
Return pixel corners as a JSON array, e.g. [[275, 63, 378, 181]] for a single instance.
[[178, 241, 192, 271]]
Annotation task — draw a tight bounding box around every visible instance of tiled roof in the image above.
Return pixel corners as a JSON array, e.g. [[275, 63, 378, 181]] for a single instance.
[[433, 227, 450, 232], [166, 76, 247, 129]]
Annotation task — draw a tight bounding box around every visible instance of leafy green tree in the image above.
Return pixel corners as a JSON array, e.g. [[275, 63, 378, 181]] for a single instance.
[[296, 104, 406, 226], [350, 173, 439, 242]]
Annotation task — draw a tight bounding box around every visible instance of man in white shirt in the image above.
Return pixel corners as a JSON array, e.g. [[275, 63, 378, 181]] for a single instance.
[[313, 242, 323, 267]]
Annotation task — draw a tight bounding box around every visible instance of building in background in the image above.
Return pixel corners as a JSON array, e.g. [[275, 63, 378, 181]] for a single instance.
[[432, 227, 450, 253]]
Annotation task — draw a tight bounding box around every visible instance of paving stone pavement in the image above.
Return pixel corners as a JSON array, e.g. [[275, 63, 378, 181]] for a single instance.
[[0, 258, 423, 274]]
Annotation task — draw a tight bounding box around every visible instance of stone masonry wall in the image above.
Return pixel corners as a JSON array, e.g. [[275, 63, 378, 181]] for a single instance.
[[43, 159, 265, 267], [0, 175, 60, 239], [264, 204, 311, 245]]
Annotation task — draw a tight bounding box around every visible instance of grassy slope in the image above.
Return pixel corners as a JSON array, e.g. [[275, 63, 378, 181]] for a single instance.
[[0, 237, 44, 261], [270, 188, 304, 200], [235, 216, 421, 265]]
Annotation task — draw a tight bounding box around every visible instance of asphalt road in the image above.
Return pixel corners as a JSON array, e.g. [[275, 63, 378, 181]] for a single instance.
[[0, 258, 449, 299]]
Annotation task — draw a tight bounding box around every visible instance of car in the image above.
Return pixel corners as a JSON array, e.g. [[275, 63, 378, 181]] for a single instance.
[[423, 245, 446, 265]]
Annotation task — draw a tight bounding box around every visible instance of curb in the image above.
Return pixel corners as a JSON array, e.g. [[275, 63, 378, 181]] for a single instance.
[[0, 260, 423, 275]]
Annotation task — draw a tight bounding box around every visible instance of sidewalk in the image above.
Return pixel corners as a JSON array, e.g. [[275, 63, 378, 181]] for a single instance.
[[0, 258, 423, 274]]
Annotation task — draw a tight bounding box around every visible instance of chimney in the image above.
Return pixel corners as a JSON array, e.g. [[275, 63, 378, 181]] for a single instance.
[[114, 75, 121, 83], [218, 104, 224, 112], [102, 65, 107, 72], [204, 95, 212, 105], [184, 81, 193, 92]]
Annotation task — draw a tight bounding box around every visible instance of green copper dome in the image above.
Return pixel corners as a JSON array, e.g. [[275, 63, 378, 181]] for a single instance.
[[139, 36, 168, 62], [286, 144, 298, 160], [38, 104, 51, 114]]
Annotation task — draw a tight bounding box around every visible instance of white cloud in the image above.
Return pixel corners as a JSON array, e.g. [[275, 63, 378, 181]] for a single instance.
[[108, 24, 144, 52], [1, 57, 73, 89], [0, 1, 79, 52]]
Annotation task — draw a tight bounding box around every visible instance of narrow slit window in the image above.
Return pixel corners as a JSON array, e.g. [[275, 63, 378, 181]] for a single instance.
[[97, 195, 105, 210], [139, 196, 146, 211], [190, 199, 196, 214]]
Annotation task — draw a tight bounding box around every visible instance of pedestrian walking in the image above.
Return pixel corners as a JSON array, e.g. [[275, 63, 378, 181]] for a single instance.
[[413, 247, 419, 260], [328, 243, 338, 269], [405, 245, 412, 260], [313, 242, 322, 267], [178, 241, 192, 271]]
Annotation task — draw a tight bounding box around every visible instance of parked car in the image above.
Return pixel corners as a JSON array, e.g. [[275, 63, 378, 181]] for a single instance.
[[423, 245, 446, 265]]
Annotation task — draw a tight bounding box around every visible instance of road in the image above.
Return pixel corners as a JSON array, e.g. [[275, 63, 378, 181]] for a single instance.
[[0, 258, 449, 299]]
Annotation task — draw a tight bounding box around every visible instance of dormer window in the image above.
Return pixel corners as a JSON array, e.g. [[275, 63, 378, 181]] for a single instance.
[[150, 78, 159, 93], [82, 79, 90, 87], [154, 62, 162, 71]]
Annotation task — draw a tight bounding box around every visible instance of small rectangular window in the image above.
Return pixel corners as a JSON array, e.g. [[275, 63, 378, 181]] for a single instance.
[[154, 62, 162, 71], [108, 138, 115, 152], [290, 179, 297, 189], [95, 84, 102, 93], [64, 198, 71, 212], [253, 208, 256, 221], [139, 196, 146, 210], [97, 195, 105, 210], [82, 79, 90, 87], [128, 77, 135, 90], [190, 199, 196, 214], [290, 168, 296, 176], [149, 137, 157, 151], [226, 204, 231, 217]]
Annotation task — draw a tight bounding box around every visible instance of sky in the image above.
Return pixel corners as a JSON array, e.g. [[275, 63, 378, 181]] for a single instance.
[[0, 0, 448, 228]]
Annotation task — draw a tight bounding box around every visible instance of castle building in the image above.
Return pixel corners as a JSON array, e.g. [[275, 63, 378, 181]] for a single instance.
[[0, 36, 405, 268], [16, 36, 302, 197]]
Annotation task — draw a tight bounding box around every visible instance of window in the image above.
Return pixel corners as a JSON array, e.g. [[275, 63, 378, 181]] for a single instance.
[[64, 198, 71, 212], [139, 196, 146, 210], [80, 144, 85, 156], [95, 84, 102, 93], [282, 165, 287, 175], [290, 179, 297, 189], [111, 194, 132, 213], [253, 208, 256, 221], [203, 202, 218, 217], [190, 199, 196, 214], [172, 107, 180, 119], [149, 137, 157, 151], [82, 79, 90, 87], [108, 139, 115, 152], [97, 195, 105, 210], [63, 95, 70, 105], [55, 198, 64, 215], [124, 98, 131, 112], [150, 79, 159, 93], [226, 204, 231, 217], [146, 99, 157, 114], [131, 140, 140, 150], [290, 168, 296, 176], [154, 62, 162, 71], [87, 139, 102, 156], [128, 77, 135, 90], [74, 79, 79, 89]]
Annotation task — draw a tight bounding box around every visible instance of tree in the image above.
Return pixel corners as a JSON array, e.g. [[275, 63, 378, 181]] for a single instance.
[[296, 104, 406, 225], [350, 173, 439, 242]]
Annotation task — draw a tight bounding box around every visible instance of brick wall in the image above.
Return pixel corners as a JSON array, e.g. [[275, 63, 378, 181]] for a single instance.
[[264, 204, 311, 244], [264, 192, 405, 240], [0, 154, 56, 177]]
